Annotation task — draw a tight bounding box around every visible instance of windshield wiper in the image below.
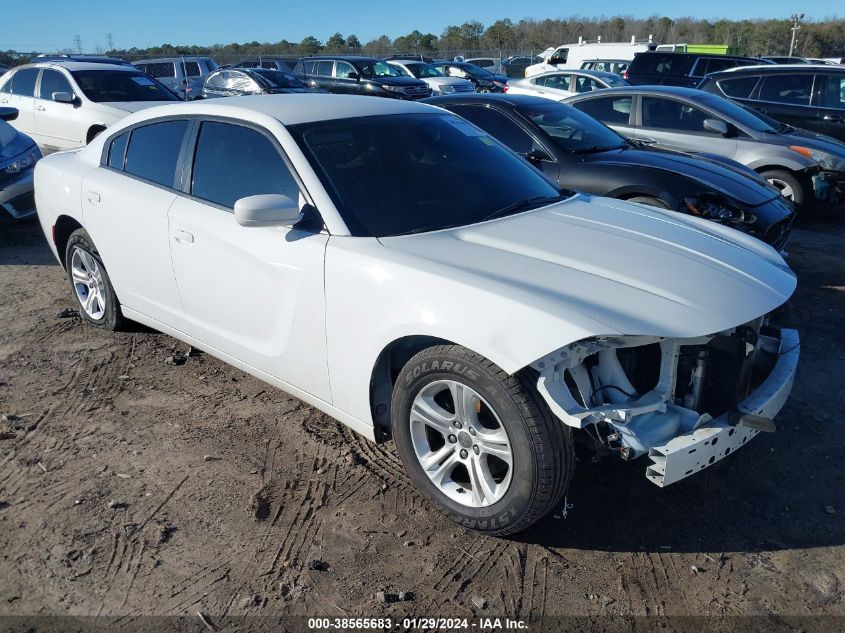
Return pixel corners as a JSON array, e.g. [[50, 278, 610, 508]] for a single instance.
[[480, 195, 568, 223], [574, 144, 625, 154]]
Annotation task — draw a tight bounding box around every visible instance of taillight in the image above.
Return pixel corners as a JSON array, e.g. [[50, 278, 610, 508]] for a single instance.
[[503, 84, 508, 93], [622, 70, 629, 80]]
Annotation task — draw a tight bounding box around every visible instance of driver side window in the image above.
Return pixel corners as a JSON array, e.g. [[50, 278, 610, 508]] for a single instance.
[[335, 62, 356, 79], [449, 106, 538, 156], [641, 97, 714, 134]]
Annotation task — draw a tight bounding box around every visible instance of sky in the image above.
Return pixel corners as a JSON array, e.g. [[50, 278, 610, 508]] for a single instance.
[[3, 0, 841, 52]]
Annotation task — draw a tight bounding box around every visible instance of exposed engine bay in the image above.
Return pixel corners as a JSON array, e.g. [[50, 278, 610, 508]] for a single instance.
[[531, 318, 800, 486]]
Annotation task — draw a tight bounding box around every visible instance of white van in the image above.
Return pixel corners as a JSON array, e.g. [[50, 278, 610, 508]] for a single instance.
[[525, 38, 657, 77]]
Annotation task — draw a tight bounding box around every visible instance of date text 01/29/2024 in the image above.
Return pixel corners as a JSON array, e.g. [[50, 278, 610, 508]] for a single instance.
[[306, 617, 529, 630]]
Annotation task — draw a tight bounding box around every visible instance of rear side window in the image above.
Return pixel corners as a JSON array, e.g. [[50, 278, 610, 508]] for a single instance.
[[107, 132, 129, 170], [572, 95, 633, 125], [717, 76, 760, 98], [630, 54, 693, 77], [759, 74, 814, 105], [315, 61, 334, 77], [38, 69, 73, 99], [143, 63, 176, 79], [7, 68, 39, 96], [448, 106, 536, 155], [190, 121, 300, 208], [124, 120, 188, 187], [183, 62, 201, 77]]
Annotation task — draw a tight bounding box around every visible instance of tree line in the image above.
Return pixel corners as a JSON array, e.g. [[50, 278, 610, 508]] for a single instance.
[[3, 15, 844, 67]]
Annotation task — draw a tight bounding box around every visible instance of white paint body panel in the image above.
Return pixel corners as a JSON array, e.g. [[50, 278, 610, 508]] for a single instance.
[[505, 79, 575, 101], [33, 95, 797, 440], [526, 43, 651, 77]]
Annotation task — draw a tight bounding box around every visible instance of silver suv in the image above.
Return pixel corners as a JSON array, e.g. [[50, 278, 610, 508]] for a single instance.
[[387, 60, 474, 95], [133, 56, 217, 100], [567, 85, 845, 210]]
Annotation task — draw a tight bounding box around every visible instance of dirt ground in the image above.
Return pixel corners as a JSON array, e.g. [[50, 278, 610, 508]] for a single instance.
[[0, 214, 843, 633]]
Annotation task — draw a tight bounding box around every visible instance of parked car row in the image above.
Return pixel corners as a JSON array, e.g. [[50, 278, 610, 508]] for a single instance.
[[31, 93, 801, 535]]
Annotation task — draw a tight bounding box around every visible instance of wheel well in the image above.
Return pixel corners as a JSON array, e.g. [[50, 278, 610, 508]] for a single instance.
[[369, 335, 452, 442], [53, 215, 83, 268], [87, 125, 107, 144]]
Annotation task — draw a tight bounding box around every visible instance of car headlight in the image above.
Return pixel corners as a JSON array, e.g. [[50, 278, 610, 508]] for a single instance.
[[684, 196, 757, 225], [789, 145, 833, 169], [3, 148, 40, 174], [381, 85, 405, 93], [439, 84, 455, 93]]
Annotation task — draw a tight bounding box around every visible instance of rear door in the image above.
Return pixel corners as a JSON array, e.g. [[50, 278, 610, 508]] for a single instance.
[[0, 68, 39, 141], [82, 120, 189, 326], [167, 119, 331, 400], [311, 60, 336, 92], [816, 74, 845, 141], [34, 68, 87, 149], [635, 95, 738, 157]]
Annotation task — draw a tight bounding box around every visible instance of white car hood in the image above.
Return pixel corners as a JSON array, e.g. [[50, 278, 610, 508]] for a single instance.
[[379, 195, 796, 339]]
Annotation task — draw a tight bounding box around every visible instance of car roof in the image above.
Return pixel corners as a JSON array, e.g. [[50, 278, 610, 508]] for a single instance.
[[11, 61, 138, 72], [119, 93, 437, 127], [136, 57, 212, 63], [583, 59, 629, 63], [425, 93, 561, 108], [715, 63, 845, 73], [299, 55, 379, 62], [532, 69, 620, 80], [568, 85, 706, 98]]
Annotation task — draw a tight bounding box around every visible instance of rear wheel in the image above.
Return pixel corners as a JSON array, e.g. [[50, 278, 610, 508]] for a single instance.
[[391, 345, 574, 535], [760, 169, 805, 206], [65, 229, 123, 330]]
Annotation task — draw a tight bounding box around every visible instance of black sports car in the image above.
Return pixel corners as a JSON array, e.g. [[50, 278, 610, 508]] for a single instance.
[[424, 94, 794, 249]]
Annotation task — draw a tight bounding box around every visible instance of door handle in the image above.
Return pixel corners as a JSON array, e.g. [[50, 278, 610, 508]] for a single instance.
[[86, 191, 101, 203], [174, 230, 195, 245], [823, 115, 842, 123], [35, 105, 46, 111]]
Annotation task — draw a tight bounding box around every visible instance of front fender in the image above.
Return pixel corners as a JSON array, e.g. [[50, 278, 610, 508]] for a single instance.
[[324, 236, 615, 428]]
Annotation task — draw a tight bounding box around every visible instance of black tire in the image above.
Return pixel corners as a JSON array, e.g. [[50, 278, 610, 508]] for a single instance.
[[759, 169, 805, 206], [65, 228, 124, 330], [627, 195, 670, 209], [391, 345, 574, 536]]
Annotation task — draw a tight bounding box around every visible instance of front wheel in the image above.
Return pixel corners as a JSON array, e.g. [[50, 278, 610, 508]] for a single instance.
[[391, 345, 574, 535], [760, 169, 805, 206], [65, 229, 124, 330]]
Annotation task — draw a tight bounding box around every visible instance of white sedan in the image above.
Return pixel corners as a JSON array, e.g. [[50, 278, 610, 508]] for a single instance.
[[0, 61, 179, 153], [34, 94, 799, 535], [506, 69, 627, 101]]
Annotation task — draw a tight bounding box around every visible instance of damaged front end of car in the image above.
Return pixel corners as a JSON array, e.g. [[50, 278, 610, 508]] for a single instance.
[[531, 317, 799, 486]]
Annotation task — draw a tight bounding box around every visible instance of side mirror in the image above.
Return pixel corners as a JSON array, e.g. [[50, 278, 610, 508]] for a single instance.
[[52, 91, 75, 104], [347, 72, 359, 81], [703, 118, 729, 136], [0, 107, 19, 122], [234, 194, 302, 228], [524, 149, 552, 164]]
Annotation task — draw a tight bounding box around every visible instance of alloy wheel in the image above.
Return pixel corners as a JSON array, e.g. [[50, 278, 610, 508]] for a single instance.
[[70, 248, 107, 320], [409, 380, 513, 508]]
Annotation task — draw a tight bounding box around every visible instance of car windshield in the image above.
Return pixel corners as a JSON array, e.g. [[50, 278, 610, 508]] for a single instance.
[[405, 63, 443, 78], [462, 63, 494, 78], [290, 113, 562, 237], [251, 69, 306, 89], [71, 70, 180, 102], [517, 103, 626, 153], [355, 61, 403, 78], [699, 93, 779, 133]]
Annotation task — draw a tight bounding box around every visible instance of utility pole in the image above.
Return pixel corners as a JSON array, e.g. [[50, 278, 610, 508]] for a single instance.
[[788, 13, 804, 57]]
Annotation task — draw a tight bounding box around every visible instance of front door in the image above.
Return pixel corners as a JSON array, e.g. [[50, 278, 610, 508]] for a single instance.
[[168, 119, 331, 401], [635, 95, 738, 158], [817, 74, 845, 141], [34, 69, 87, 149]]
